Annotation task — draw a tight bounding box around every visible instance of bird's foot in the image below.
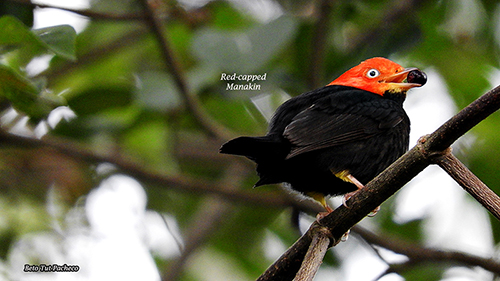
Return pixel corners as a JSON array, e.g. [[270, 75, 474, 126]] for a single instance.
[[341, 173, 365, 207], [342, 190, 358, 208], [315, 204, 351, 243], [316, 204, 334, 221], [341, 229, 350, 242], [342, 184, 380, 217], [368, 206, 380, 217]]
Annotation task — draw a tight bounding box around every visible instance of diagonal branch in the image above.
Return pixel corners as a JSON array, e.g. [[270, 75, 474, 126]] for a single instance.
[[308, 0, 335, 89], [436, 152, 500, 220], [292, 225, 332, 281], [256, 84, 500, 280], [138, 0, 232, 140]]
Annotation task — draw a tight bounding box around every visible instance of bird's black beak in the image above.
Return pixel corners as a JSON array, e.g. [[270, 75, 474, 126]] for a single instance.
[[384, 68, 427, 91]]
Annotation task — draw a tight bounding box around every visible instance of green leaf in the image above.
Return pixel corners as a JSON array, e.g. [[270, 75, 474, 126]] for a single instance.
[[211, 1, 254, 30], [66, 84, 133, 116], [0, 15, 44, 55], [203, 93, 266, 134], [0, 64, 63, 119], [398, 263, 446, 281], [0, 15, 76, 66], [191, 16, 298, 73], [122, 119, 179, 175], [0, 1, 34, 28], [34, 25, 77, 61]]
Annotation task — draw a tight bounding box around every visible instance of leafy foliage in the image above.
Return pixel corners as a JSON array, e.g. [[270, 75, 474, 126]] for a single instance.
[[1, 0, 500, 281]]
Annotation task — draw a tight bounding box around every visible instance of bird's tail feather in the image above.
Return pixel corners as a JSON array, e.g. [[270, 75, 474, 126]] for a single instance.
[[220, 136, 286, 187], [219, 136, 281, 159]]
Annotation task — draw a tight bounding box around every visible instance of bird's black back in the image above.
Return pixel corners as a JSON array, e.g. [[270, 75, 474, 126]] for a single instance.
[[220, 85, 410, 196]]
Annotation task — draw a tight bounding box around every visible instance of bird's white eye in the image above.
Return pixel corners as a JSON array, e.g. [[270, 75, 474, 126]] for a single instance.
[[366, 69, 380, 78]]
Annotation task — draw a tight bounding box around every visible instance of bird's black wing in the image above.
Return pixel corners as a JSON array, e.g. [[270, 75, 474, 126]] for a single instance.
[[283, 98, 404, 159]]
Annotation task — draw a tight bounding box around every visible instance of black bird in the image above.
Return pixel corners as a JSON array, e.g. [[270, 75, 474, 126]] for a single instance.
[[220, 57, 427, 212]]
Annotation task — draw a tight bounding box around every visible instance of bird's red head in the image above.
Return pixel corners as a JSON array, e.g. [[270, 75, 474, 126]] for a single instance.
[[328, 57, 425, 96]]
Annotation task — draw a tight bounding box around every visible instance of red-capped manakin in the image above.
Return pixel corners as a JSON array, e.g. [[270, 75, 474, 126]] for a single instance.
[[220, 57, 427, 212]]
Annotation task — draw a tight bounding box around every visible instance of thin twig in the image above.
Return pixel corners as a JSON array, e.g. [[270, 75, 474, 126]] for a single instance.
[[352, 226, 500, 276], [435, 152, 500, 220], [292, 226, 332, 281], [257, 234, 313, 281], [138, 0, 231, 140], [308, 0, 335, 89]]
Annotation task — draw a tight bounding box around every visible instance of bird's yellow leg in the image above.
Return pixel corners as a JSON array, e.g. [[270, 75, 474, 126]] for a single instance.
[[333, 170, 379, 216], [307, 192, 333, 213], [333, 170, 365, 189]]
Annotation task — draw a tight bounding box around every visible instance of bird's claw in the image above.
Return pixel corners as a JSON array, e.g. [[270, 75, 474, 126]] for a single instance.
[[343, 190, 380, 216], [341, 229, 350, 242], [342, 190, 357, 208], [367, 206, 380, 217]]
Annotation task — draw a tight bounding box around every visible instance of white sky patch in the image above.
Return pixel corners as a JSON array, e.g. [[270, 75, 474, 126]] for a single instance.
[[25, 54, 53, 76], [263, 230, 288, 261], [79, 175, 163, 280], [144, 212, 183, 259], [32, 0, 90, 32], [47, 106, 76, 128]]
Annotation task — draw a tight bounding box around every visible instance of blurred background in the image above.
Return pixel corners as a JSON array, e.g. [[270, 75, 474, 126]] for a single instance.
[[1, 0, 500, 280]]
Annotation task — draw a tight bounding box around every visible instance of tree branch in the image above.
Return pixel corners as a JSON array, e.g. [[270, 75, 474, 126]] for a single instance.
[[138, 0, 232, 140], [424, 85, 500, 152], [256, 84, 500, 280], [436, 152, 500, 220], [0, 130, 291, 208], [308, 0, 335, 89], [352, 226, 500, 276], [292, 225, 332, 281]]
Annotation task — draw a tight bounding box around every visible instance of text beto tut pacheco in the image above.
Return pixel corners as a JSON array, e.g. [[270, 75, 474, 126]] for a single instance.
[[221, 72, 266, 91], [24, 263, 80, 273]]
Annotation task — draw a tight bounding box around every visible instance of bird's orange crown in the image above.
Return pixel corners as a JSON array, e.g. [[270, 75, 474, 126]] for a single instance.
[[328, 57, 423, 96]]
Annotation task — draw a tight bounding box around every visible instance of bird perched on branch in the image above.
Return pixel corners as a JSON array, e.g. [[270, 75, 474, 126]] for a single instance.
[[220, 57, 426, 212]]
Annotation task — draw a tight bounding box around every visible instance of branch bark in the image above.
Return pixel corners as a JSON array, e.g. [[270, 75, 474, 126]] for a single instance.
[[436, 153, 500, 220], [292, 226, 332, 281], [308, 0, 335, 89], [256, 84, 500, 280]]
